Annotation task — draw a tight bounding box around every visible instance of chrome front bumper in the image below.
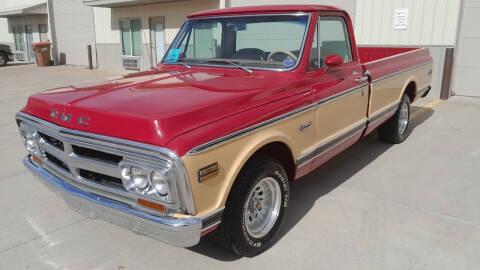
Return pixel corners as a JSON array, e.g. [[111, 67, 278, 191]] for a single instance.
[[24, 157, 203, 247]]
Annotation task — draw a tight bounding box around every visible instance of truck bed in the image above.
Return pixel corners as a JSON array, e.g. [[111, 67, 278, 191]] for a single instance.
[[358, 46, 434, 136], [358, 46, 433, 84]]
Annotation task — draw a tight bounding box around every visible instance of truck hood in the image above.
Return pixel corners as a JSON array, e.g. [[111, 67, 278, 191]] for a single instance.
[[22, 67, 302, 148]]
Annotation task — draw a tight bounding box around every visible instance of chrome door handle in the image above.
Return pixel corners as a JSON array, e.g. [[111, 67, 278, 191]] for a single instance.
[[354, 76, 369, 82], [354, 71, 371, 83]]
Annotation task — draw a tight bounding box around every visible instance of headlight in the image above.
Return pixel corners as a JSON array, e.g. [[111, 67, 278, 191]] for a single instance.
[[120, 162, 174, 203], [151, 171, 170, 197], [20, 128, 42, 157]]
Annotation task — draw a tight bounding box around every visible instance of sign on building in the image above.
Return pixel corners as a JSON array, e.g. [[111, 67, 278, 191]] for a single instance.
[[394, 8, 409, 30]]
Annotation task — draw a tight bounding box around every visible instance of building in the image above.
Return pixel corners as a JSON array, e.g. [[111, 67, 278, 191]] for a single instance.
[[0, 0, 51, 63], [0, 0, 478, 98]]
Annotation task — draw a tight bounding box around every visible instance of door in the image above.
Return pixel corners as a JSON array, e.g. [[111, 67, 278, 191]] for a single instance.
[[304, 15, 369, 170], [452, 1, 480, 97], [25, 25, 35, 62], [13, 25, 27, 61], [150, 17, 166, 66]]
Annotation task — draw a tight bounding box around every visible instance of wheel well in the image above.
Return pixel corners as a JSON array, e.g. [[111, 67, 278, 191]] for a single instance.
[[404, 81, 417, 103], [248, 142, 296, 182]]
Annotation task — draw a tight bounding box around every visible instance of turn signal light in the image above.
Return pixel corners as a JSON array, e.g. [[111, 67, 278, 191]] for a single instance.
[[31, 155, 42, 164], [138, 199, 166, 212]]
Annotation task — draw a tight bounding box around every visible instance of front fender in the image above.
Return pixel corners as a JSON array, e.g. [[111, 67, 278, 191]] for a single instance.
[[180, 109, 315, 217]]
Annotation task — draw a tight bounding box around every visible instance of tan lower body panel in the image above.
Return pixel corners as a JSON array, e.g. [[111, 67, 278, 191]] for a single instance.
[[315, 84, 369, 149], [370, 63, 433, 116]]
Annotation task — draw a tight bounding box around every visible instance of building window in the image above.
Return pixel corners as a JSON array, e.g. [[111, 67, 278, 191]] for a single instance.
[[120, 19, 142, 56], [13, 25, 25, 51], [39, 24, 48, 42]]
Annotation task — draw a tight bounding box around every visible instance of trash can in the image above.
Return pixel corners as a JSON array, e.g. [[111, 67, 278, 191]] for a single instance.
[[32, 42, 51, 67]]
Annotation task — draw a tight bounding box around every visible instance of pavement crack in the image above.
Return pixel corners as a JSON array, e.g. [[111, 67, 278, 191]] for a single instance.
[[0, 217, 88, 255]]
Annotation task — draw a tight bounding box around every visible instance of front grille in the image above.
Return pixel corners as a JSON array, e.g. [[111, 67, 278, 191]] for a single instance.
[[45, 152, 70, 172], [72, 145, 122, 165], [17, 112, 196, 215], [79, 169, 123, 189], [21, 122, 127, 192], [39, 132, 64, 151]]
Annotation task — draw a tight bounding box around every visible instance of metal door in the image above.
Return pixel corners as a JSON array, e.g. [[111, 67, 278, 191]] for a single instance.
[[302, 14, 369, 171], [452, 1, 480, 97], [150, 17, 166, 66]]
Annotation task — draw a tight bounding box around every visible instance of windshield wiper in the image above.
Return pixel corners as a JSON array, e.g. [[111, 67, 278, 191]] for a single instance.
[[206, 59, 253, 75], [175, 58, 191, 69]]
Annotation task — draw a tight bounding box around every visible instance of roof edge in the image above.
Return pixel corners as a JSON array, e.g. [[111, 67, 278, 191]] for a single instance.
[[188, 5, 342, 18]]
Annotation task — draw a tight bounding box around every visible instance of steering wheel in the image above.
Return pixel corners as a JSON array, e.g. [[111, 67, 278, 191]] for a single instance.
[[267, 50, 298, 62]]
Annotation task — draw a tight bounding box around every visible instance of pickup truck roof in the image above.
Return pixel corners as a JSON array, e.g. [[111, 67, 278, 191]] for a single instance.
[[188, 5, 342, 18]]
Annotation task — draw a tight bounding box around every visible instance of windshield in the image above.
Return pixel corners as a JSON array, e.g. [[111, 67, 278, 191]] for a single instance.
[[162, 14, 310, 70]]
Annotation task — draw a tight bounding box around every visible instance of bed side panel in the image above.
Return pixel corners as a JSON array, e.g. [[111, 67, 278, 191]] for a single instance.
[[363, 48, 433, 127], [358, 46, 418, 63]]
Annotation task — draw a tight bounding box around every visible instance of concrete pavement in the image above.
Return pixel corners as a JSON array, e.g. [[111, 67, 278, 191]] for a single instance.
[[0, 64, 479, 269]]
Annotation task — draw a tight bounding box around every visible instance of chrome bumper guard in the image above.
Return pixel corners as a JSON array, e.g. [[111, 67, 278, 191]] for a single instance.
[[24, 157, 203, 247]]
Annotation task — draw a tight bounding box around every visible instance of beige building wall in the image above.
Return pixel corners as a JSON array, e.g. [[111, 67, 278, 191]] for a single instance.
[[0, 19, 14, 44], [354, 0, 462, 46], [354, 0, 463, 98], [52, 0, 96, 66]]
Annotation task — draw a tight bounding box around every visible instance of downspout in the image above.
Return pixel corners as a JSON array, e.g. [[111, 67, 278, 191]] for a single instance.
[[449, 0, 466, 97], [47, 0, 59, 64]]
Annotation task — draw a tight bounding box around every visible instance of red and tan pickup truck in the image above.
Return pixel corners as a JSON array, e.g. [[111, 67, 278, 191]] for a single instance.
[[16, 5, 432, 256]]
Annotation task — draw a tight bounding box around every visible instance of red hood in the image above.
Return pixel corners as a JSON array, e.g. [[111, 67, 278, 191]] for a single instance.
[[22, 67, 303, 148]]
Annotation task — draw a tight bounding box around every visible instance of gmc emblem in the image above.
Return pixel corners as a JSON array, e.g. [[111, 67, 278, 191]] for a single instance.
[[50, 109, 89, 126]]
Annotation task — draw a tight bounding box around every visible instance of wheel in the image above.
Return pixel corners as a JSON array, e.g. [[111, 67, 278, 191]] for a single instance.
[[0, 52, 7, 67], [378, 94, 411, 143], [212, 157, 289, 257]]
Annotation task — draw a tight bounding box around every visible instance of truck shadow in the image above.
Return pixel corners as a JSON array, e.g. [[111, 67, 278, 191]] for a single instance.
[[188, 106, 434, 261]]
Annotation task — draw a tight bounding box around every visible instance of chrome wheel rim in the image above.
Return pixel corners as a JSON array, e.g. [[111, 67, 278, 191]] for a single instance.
[[398, 102, 409, 135], [244, 177, 282, 238], [0, 55, 5, 65]]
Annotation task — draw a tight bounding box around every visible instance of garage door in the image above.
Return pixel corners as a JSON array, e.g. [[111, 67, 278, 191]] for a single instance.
[[53, 0, 96, 66], [453, 1, 480, 97]]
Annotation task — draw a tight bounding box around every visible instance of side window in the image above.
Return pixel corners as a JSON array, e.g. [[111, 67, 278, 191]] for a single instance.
[[319, 17, 353, 67]]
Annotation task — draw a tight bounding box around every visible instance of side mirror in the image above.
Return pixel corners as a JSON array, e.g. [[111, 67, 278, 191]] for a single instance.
[[325, 54, 344, 68]]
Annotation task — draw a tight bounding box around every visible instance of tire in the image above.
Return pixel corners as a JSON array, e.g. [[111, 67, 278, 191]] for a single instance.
[[212, 157, 289, 257], [0, 52, 7, 67], [378, 94, 411, 143]]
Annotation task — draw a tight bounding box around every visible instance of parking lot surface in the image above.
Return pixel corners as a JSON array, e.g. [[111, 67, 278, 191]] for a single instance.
[[1, 64, 479, 270]]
